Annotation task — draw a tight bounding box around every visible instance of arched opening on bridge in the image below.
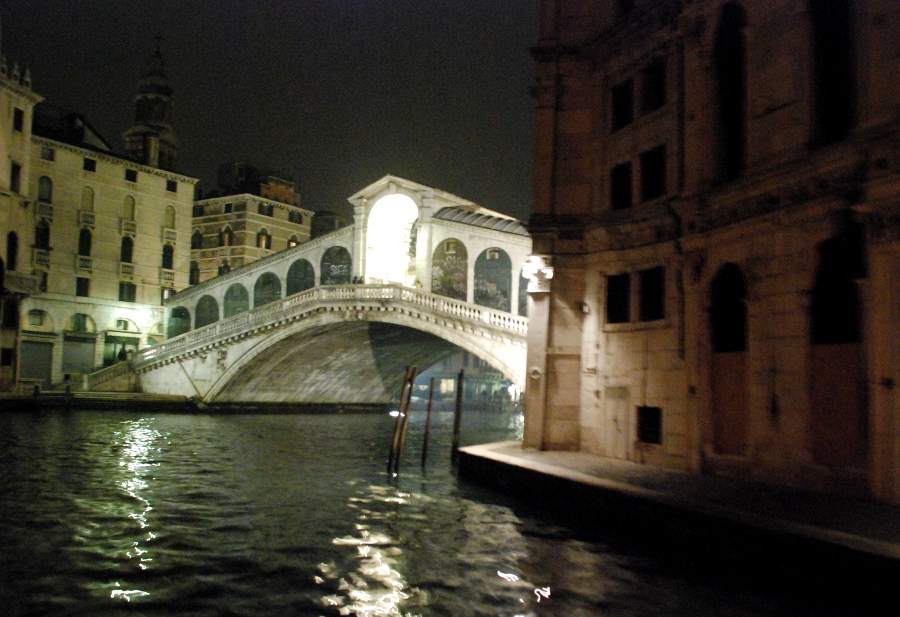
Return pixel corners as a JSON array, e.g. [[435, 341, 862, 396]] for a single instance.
[[254, 272, 282, 307], [431, 238, 467, 300], [287, 258, 315, 295], [224, 283, 249, 317], [167, 307, 191, 338], [365, 193, 418, 285], [518, 271, 528, 317], [321, 246, 351, 285], [195, 295, 220, 328], [474, 247, 511, 312]]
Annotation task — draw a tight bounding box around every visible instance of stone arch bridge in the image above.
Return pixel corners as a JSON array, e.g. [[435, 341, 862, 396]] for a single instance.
[[135, 176, 533, 403]]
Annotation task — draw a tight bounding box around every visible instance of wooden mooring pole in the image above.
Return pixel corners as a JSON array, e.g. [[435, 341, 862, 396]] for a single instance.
[[420, 377, 435, 468], [451, 369, 464, 462], [387, 366, 413, 474], [394, 367, 417, 475]]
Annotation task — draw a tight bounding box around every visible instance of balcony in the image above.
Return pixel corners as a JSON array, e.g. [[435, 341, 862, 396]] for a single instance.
[[159, 268, 175, 284], [32, 248, 50, 268], [35, 201, 53, 222], [4, 270, 38, 294], [120, 219, 137, 236], [75, 255, 93, 273], [161, 227, 177, 243], [119, 262, 135, 279], [78, 210, 95, 227]]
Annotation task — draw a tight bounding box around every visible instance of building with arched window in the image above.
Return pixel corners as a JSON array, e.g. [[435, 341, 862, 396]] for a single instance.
[[189, 167, 313, 284], [0, 38, 197, 390], [525, 0, 900, 506]]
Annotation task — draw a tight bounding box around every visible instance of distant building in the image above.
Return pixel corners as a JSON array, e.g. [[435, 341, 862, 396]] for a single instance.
[[122, 38, 178, 171], [190, 162, 313, 283], [0, 40, 196, 390], [311, 209, 350, 238], [525, 0, 900, 505]]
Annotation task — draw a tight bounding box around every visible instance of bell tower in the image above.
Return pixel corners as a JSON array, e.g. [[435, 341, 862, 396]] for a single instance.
[[123, 36, 177, 170]]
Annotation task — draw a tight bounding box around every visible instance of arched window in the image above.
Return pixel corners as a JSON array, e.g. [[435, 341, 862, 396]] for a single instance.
[[286, 258, 315, 295], [810, 0, 855, 145], [219, 226, 234, 247], [714, 2, 746, 182], [38, 176, 53, 203], [431, 238, 468, 300], [161, 244, 174, 269], [191, 230, 203, 249], [256, 228, 272, 250], [164, 205, 176, 229], [189, 261, 200, 284], [194, 295, 220, 328], [474, 248, 512, 312], [167, 307, 191, 338], [78, 228, 92, 257], [6, 232, 18, 271], [253, 272, 281, 307], [35, 220, 50, 250], [320, 246, 351, 285], [120, 236, 134, 263], [123, 195, 136, 221], [288, 235, 299, 248], [81, 187, 94, 212], [224, 283, 249, 317]]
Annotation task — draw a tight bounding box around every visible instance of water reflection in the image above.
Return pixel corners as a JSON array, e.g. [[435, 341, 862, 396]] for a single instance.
[[109, 418, 163, 601]]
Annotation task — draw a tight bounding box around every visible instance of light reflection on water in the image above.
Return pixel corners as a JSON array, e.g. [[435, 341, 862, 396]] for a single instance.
[[0, 410, 864, 617]]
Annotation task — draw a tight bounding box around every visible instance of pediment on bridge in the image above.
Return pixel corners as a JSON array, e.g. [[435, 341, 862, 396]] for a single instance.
[[347, 174, 477, 210]]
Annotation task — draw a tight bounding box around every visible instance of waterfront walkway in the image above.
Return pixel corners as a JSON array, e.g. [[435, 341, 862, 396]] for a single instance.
[[458, 441, 900, 575]]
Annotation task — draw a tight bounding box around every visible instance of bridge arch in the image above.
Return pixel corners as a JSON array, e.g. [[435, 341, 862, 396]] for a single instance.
[[286, 258, 315, 295], [224, 283, 249, 317], [431, 238, 468, 301], [321, 246, 351, 285], [195, 295, 220, 328], [204, 310, 524, 403], [168, 307, 191, 338], [365, 193, 418, 285], [254, 272, 282, 307]]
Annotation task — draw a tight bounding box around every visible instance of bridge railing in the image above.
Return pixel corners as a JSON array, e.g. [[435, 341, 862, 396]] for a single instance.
[[135, 284, 527, 367]]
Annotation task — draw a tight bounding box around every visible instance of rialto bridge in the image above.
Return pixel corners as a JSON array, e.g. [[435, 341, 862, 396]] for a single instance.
[[134, 176, 535, 403]]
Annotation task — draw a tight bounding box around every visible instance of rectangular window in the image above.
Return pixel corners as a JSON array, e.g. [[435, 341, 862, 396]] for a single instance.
[[83, 158, 96, 172], [640, 144, 667, 202], [10, 162, 21, 193], [606, 273, 630, 324], [640, 59, 667, 114], [116, 319, 130, 330], [611, 79, 634, 131], [28, 310, 44, 326], [161, 287, 174, 303], [224, 203, 233, 214], [1, 348, 13, 366], [193, 204, 203, 217], [2, 298, 19, 328], [610, 162, 632, 210], [76, 277, 90, 297], [637, 406, 663, 444], [13, 108, 24, 132], [125, 169, 138, 182], [639, 266, 665, 321], [166, 179, 177, 192], [40, 146, 55, 161], [118, 282, 137, 303]]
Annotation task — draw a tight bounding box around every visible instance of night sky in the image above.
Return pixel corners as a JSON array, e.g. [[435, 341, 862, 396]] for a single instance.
[[3, 0, 538, 220]]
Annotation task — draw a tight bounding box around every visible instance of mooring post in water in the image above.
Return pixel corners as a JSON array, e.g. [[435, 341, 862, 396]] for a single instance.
[[388, 366, 413, 474], [451, 369, 464, 461], [420, 377, 435, 468], [394, 366, 417, 475]]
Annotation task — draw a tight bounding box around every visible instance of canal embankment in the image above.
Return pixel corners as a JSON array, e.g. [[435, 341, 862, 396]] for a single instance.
[[459, 441, 900, 596]]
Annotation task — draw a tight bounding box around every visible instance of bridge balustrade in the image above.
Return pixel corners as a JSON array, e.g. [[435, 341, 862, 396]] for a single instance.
[[135, 283, 528, 369]]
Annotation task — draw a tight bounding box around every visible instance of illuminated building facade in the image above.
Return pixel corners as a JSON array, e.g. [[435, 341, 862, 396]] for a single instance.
[[525, 0, 900, 504], [0, 41, 196, 390]]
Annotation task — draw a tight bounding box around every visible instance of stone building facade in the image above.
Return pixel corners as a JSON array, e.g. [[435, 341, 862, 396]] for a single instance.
[[525, 0, 900, 505], [0, 42, 196, 390]]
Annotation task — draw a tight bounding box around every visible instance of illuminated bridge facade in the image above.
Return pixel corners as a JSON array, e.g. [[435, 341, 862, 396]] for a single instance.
[[135, 176, 532, 403]]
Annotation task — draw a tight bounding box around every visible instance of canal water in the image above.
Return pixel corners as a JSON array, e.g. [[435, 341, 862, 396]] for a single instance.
[[0, 409, 864, 616]]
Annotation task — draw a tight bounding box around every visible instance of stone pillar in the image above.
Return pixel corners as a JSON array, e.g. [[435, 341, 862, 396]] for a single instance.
[[466, 251, 476, 305], [416, 190, 434, 290], [352, 200, 367, 281], [522, 255, 554, 449]]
